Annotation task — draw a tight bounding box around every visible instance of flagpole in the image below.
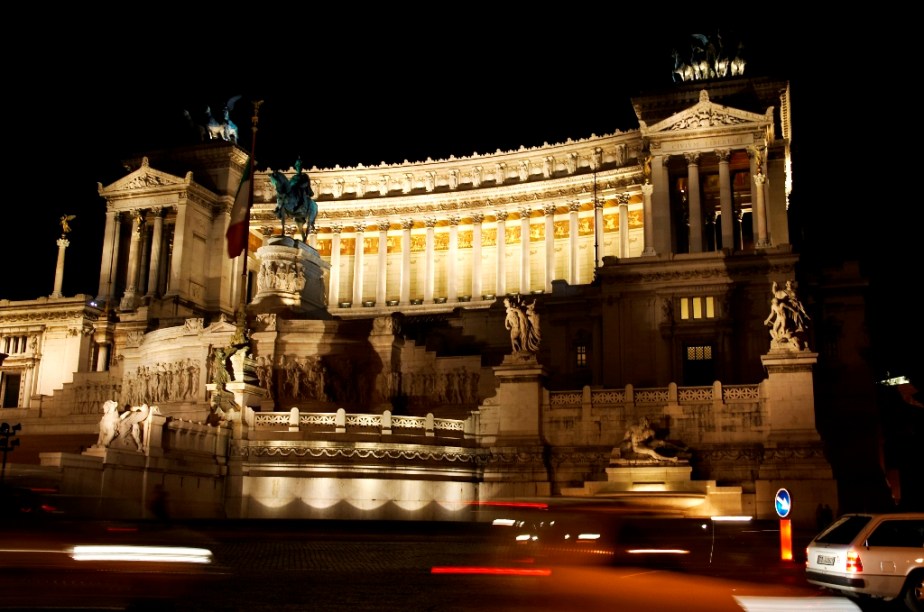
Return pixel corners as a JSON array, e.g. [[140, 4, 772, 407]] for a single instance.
[[238, 100, 264, 317]]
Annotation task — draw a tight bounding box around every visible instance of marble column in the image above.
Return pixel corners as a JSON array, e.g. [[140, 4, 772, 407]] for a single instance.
[[642, 183, 656, 257], [568, 202, 580, 284], [495, 211, 507, 296], [424, 218, 435, 303], [376, 220, 389, 305], [717, 150, 734, 251], [96, 210, 120, 303], [166, 200, 187, 298], [400, 219, 412, 304], [593, 198, 605, 268], [95, 342, 110, 372], [754, 172, 769, 248], [685, 152, 703, 253], [120, 210, 145, 310], [519, 207, 530, 294], [145, 208, 164, 298], [471, 213, 483, 299], [308, 225, 318, 250], [447, 216, 459, 301], [543, 205, 555, 293], [650, 154, 670, 256], [352, 221, 366, 304], [50, 237, 69, 298], [618, 193, 630, 258], [329, 225, 342, 305]]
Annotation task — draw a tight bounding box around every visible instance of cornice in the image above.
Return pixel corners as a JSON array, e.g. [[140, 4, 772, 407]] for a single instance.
[[0, 296, 101, 325]]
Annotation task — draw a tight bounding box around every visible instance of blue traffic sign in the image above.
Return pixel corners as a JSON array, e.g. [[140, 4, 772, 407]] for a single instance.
[[775, 488, 791, 518]]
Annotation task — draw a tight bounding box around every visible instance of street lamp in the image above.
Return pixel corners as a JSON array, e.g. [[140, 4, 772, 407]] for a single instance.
[[1, 422, 21, 484]]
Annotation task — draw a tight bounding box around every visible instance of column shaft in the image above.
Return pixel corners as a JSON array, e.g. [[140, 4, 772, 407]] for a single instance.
[[472, 215, 483, 298], [97, 210, 119, 303], [400, 221, 412, 303], [447, 219, 458, 301], [544, 206, 555, 292], [519, 210, 530, 293], [568, 203, 580, 284], [716, 152, 733, 250], [329, 228, 342, 305], [686, 153, 703, 252], [146, 210, 164, 297], [495, 213, 507, 295], [51, 238, 69, 298], [376, 223, 388, 305], [352, 226, 365, 304]]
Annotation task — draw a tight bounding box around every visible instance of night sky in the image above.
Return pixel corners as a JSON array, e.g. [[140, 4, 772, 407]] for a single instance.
[[2, 15, 917, 382]]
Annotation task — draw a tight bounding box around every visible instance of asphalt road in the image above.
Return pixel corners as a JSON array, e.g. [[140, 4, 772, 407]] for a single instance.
[[1, 518, 909, 611]]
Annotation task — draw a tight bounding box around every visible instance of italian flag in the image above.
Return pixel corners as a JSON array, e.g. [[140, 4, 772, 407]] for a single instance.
[[226, 159, 251, 258]]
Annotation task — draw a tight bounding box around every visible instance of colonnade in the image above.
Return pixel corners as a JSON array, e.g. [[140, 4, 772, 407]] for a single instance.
[[90, 146, 771, 314], [313, 202, 638, 308]]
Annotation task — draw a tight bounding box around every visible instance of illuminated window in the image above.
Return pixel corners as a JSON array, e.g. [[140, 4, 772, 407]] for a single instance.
[[575, 344, 587, 368], [686, 345, 713, 360], [573, 330, 590, 369], [679, 297, 715, 320]]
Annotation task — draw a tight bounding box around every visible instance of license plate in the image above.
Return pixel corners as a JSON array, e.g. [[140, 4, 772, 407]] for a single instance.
[[817, 554, 836, 566]]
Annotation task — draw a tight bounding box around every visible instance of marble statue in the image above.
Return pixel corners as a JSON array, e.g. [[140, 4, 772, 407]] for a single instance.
[[96, 400, 157, 451], [269, 157, 318, 242], [504, 295, 539, 354], [765, 279, 810, 348], [616, 416, 689, 463]]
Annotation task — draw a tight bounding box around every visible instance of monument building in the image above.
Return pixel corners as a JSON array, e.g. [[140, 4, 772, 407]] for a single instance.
[[0, 42, 856, 526]]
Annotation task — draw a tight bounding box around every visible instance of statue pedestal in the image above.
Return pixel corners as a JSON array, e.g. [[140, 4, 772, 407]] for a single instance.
[[481, 353, 546, 445], [756, 347, 836, 523], [249, 238, 331, 319], [760, 348, 821, 443]]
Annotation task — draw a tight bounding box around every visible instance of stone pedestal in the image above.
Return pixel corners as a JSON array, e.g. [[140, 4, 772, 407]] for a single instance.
[[757, 347, 836, 524], [477, 352, 550, 498], [481, 352, 547, 445], [760, 347, 821, 443], [249, 237, 331, 319]]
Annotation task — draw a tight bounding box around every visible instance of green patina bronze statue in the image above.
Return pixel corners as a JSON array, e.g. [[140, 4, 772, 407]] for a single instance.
[[269, 157, 318, 242]]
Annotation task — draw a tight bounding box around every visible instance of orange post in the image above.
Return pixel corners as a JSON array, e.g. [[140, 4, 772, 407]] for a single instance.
[[779, 518, 793, 561]]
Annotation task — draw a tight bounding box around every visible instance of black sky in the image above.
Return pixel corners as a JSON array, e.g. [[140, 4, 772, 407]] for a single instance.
[[1, 15, 917, 380]]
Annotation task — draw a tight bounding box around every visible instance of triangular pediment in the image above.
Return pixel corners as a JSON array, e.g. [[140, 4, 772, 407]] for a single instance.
[[98, 156, 193, 196], [643, 90, 772, 136]]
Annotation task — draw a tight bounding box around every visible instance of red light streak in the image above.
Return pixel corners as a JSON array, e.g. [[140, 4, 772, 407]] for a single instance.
[[431, 566, 552, 576]]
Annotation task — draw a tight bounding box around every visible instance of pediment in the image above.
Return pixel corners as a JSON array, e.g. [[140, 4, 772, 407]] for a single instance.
[[643, 90, 772, 136], [202, 318, 240, 336], [98, 156, 193, 196]]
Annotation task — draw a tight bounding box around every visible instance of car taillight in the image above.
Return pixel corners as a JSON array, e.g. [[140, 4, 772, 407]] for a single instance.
[[846, 550, 863, 573]]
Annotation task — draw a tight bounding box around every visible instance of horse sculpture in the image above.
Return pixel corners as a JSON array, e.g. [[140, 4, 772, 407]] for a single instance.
[[204, 95, 242, 144], [269, 157, 318, 243]]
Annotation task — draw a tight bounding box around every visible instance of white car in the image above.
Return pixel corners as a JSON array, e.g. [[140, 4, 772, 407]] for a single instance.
[[805, 512, 924, 611]]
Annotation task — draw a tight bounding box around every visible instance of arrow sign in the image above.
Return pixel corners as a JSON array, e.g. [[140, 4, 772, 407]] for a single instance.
[[775, 488, 791, 518]]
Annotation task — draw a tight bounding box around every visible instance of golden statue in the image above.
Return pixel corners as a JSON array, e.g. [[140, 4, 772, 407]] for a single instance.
[[59, 214, 76, 234]]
